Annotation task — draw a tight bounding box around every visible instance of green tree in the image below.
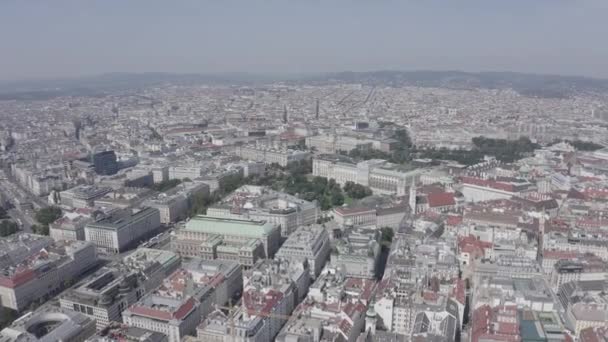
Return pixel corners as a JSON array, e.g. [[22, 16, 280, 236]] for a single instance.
[[287, 159, 312, 176], [416, 136, 540, 165], [302, 192, 318, 202], [331, 191, 344, 206], [343, 181, 354, 193], [565, 140, 604, 151], [344, 182, 372, 199], [380, 227, 395, 245], [32, 224, 49, 236], [35, 206, 62, 226], [0, 220, 19, 237], [188, 191, 217, 217], [391, 148, 411, 163], [219, 173, 245, 194], [312, 177, 328, 192], [328, 179, 339, 191], [0, 307, 17, 329], [393, 129, 413, 148], [388, 128, 414, 163], [319, 196, 332, 211]]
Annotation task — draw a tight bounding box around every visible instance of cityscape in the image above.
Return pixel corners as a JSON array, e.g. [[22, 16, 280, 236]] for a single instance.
[[1, 2, 608, 342]]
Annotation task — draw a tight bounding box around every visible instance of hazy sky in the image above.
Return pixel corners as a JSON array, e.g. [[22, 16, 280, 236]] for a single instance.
[[1, 0, 608, 81]]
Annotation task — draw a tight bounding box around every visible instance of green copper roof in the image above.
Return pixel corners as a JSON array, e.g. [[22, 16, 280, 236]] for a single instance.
[[184, 215, 277, 238]]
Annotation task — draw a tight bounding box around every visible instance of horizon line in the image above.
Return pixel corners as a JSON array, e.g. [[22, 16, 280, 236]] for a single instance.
[[2, 68, 607, 84]]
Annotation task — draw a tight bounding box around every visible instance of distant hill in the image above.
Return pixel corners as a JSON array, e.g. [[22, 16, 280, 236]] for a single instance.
[[306, 70, 608, 98], [0, 72, 272, 100], [1, 70, 608, 100]]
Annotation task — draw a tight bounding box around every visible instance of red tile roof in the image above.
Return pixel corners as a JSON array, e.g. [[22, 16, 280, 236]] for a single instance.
[[129, 306, 173, 320], [542, 250, 579, 260], [427, 192, 456, 208], [584, 188, 608, 200], [420, 185, 446, 195], [459, 235, 492, 257], [128, 297, 196, 321], [174, 297, 196, 320], [471, 305, 521, 342], [446, 214, 463, 226], [423, 290, 440, 302], [343, 277, 377, 303], [461, 176, 516, 192], [580, 326, 608, 342], [243, 288, 284, 317], [452, 279, 466, 305]]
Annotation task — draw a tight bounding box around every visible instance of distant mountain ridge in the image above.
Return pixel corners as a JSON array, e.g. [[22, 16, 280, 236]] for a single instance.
[[1, 70, 608, 100], [0, 72, 273, 100], [309, 70, 608, 98]]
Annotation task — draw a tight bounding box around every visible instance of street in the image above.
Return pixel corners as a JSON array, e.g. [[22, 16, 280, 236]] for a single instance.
[[0, 176, 39, 233]]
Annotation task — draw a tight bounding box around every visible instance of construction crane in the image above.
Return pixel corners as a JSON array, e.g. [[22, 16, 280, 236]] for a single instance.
[[216, 305, 294, 341]]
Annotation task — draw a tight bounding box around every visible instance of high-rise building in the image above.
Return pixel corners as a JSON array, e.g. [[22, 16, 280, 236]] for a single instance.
[[92, 150, 118, 176], [275, 225, 331, 278], [283, 104, 288, 124], [84, 207, 161, 254]]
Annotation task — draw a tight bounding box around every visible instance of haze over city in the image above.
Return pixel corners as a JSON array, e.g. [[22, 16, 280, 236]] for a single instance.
[[2, 0, 608, 80], [1, 2, 608, 342]]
